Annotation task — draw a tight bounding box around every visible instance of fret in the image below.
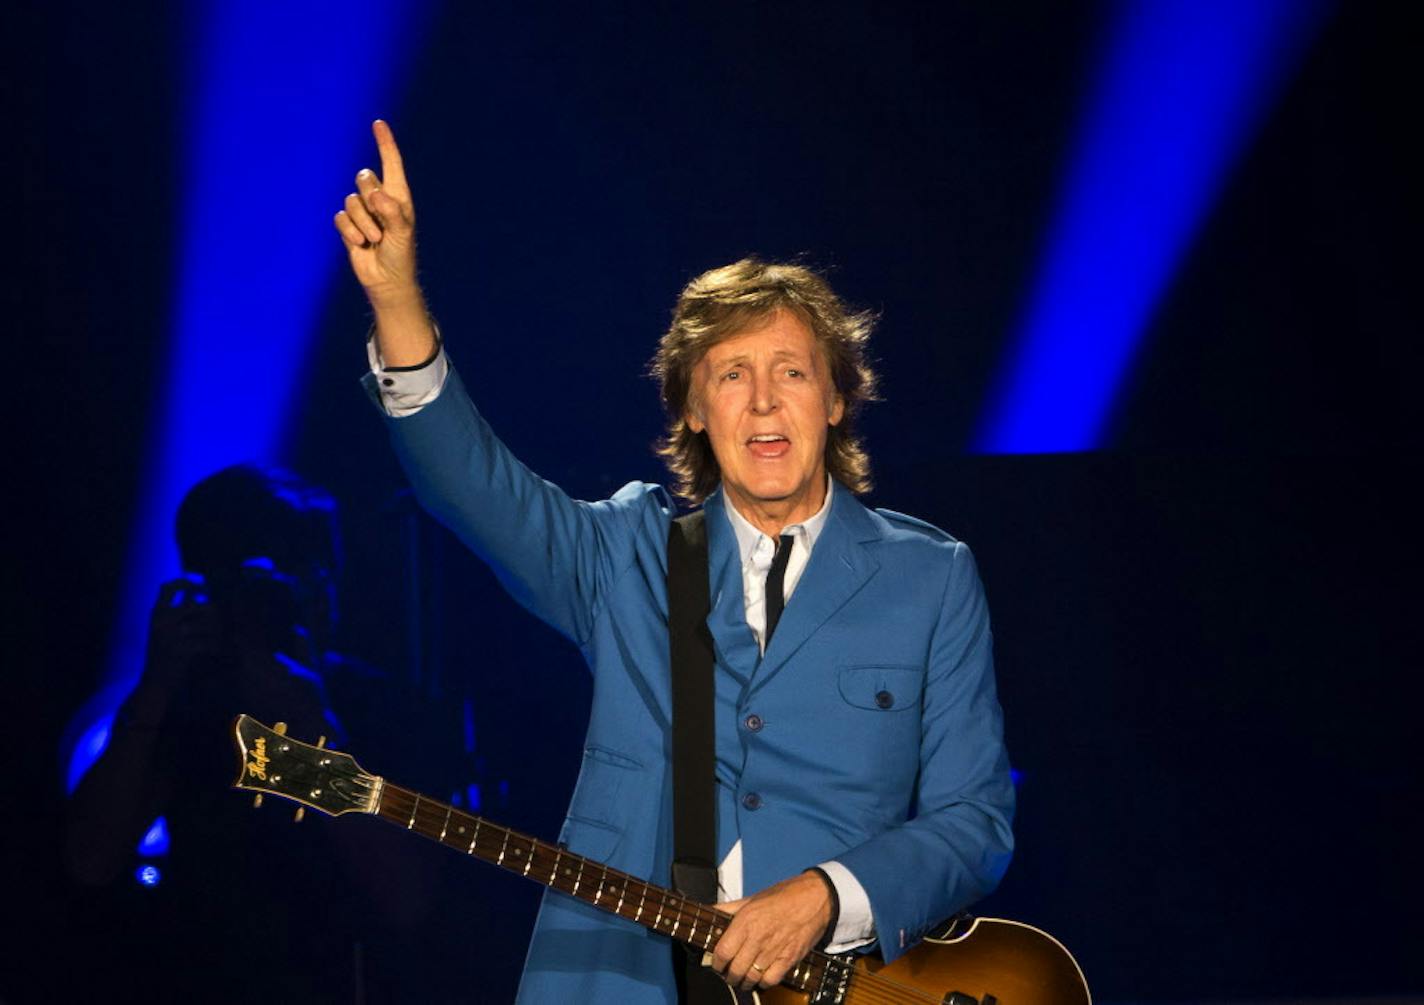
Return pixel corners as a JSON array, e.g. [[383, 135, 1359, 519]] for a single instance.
[[438, 805, 452, 843], [572, 857, 586, 897], [522, 838, 534, 876], [593, 865, 606, 905], [406, 792, 421, 829], [496, 829, 510, 866], [797, 958, 824, 992], [669, 891, 680, 938], [635, 883, 647, 922], [702, 922, 714, 950], [549, 848, 563, 888], [614, 876, 625, 916], [466, 818, 481, 855], [653, 890, 665, 931]]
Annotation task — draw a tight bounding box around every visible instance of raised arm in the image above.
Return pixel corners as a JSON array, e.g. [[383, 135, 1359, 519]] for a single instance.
[[335, 122, 664, 645], [334, 119, 436, 367], [65, 580, 201, 884]]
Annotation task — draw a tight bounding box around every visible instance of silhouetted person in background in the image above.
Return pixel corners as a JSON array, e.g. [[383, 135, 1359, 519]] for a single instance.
[[66, 464, 446, 1002]]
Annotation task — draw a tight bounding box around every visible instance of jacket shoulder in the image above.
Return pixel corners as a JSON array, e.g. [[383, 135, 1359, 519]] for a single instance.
[[870, 507, 962, 547], [598, 480, 675, 528]]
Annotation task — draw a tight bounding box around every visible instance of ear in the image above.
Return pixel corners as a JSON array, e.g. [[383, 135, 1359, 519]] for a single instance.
[[828, 395, 845, 427], [685, 407, 706, 435]]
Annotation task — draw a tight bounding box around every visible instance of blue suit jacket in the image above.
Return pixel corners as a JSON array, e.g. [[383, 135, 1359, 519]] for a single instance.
[[383, 367, 1014, 1003]]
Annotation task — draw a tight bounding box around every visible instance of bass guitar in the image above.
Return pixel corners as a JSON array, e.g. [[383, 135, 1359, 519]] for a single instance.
[[231, 714, 1090, 1004]]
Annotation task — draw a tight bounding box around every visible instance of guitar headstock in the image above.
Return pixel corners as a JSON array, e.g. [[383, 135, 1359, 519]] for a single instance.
[[231, 714, 380, 817]]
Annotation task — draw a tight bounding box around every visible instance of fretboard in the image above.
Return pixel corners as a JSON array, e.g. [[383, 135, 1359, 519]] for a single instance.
[[373, 780, 844, 996]]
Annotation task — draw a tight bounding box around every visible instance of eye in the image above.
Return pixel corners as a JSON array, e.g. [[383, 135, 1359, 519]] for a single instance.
[[721, 369, 741, 381], [786, 368, 804, 378]]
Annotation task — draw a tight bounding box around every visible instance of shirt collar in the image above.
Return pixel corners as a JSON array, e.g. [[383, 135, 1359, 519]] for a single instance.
[[724, 475, 835, 565]]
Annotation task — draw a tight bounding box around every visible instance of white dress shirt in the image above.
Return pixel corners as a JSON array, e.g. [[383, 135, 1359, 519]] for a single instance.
[[370, 342, 875, 951]]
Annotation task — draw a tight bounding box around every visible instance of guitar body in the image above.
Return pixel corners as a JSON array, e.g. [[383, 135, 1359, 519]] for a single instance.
[[753, 916, 1090, 1004]]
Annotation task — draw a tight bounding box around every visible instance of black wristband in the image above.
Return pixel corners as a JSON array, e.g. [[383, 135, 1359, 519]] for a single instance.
[[806, 867, 840, 950]]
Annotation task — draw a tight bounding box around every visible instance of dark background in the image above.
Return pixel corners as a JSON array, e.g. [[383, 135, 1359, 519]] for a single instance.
[[13, 1, 1421, 1001]]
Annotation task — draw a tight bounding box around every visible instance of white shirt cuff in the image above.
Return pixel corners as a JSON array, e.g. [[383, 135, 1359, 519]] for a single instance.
[[817, 859, 876, 953], [365, 332, 449, 417]]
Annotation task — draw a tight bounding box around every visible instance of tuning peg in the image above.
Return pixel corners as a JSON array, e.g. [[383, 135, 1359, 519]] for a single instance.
[[274, 722, 288, 735], [316, 735, 327, 749], [294, 806, 305, 823], [253, 794, 263, 808]]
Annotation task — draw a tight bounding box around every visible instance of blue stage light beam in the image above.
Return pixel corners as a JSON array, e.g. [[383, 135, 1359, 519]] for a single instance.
[[975, 0, 1332, 454], [64, 1, 434, 793]]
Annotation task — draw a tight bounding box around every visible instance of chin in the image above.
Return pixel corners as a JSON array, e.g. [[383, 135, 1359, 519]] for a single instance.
[[745, 481, 800, 503]]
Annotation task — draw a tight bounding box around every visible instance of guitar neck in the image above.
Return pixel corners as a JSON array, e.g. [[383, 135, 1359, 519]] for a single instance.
[[372, 781, 840, 995]]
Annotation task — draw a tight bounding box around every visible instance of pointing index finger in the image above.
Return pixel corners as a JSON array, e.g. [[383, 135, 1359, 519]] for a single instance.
[[372, 119, 409, 199]]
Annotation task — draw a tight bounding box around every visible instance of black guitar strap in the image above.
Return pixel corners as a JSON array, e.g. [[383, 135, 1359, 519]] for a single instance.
[[666, 510, 726, 1003]]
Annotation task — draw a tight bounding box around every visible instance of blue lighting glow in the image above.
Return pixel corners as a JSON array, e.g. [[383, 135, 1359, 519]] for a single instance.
[[462, 698, 477, 754], [65, 714, 113, 795], [139, 816, 171, 857], [976, 0, 1331, 453], [64, 1, 434, 792], [136, 864, 162, 887]]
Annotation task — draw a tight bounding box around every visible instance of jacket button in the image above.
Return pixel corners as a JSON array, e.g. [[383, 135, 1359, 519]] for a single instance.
[[742, 792, 762, 811], [744, 713, 764, 732], [875, 690, 894, 709], [381, 377, 395, 387]]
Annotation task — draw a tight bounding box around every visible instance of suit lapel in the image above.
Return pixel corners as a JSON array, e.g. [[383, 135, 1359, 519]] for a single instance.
[[701, 490, 761, 682], [752, 483, 882, 691]]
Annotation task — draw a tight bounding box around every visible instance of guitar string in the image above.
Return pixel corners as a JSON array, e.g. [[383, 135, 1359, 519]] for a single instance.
[[373, 788, 849, 988], [269, 775, 943, 1005], [378, 788, 733, 940], [377, 787, 947, 1005], [249, 738, 986, 1002], [374, 786, 948, 1005]]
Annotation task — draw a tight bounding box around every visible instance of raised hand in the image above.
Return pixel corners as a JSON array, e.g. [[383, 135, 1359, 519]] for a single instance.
[[334, 120, 435, 366], [335, 120, 418, 302]]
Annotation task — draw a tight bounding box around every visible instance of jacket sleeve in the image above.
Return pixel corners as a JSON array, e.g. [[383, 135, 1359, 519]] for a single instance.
[[833, 541, 1015, 962], [378, 364, 660, 647]]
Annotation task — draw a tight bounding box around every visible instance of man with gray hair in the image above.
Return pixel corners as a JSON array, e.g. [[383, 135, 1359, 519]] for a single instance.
[[336, 120, 1014, 1003]]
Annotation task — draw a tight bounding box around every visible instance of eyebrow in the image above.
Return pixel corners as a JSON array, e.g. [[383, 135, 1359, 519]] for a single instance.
[[707, 348, 811, 368]]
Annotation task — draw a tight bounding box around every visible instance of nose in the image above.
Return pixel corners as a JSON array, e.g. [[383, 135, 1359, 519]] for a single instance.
[[749, 371, 778, 414]]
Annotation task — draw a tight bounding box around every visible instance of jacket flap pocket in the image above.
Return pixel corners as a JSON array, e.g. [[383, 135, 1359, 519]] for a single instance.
[[837, 665, 924, 711], [558, 815, 622, 865], [565, 744, 641, 828]]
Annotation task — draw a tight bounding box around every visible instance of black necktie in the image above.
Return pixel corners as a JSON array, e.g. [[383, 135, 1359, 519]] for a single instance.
[[764, 534, 794, 646]]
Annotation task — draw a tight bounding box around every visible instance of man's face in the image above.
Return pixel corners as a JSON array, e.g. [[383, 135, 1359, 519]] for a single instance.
[[686, 309, 844, 524]]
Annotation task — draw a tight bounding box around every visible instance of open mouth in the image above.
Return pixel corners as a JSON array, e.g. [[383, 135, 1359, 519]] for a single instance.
[[747, 433, 790, 459]]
